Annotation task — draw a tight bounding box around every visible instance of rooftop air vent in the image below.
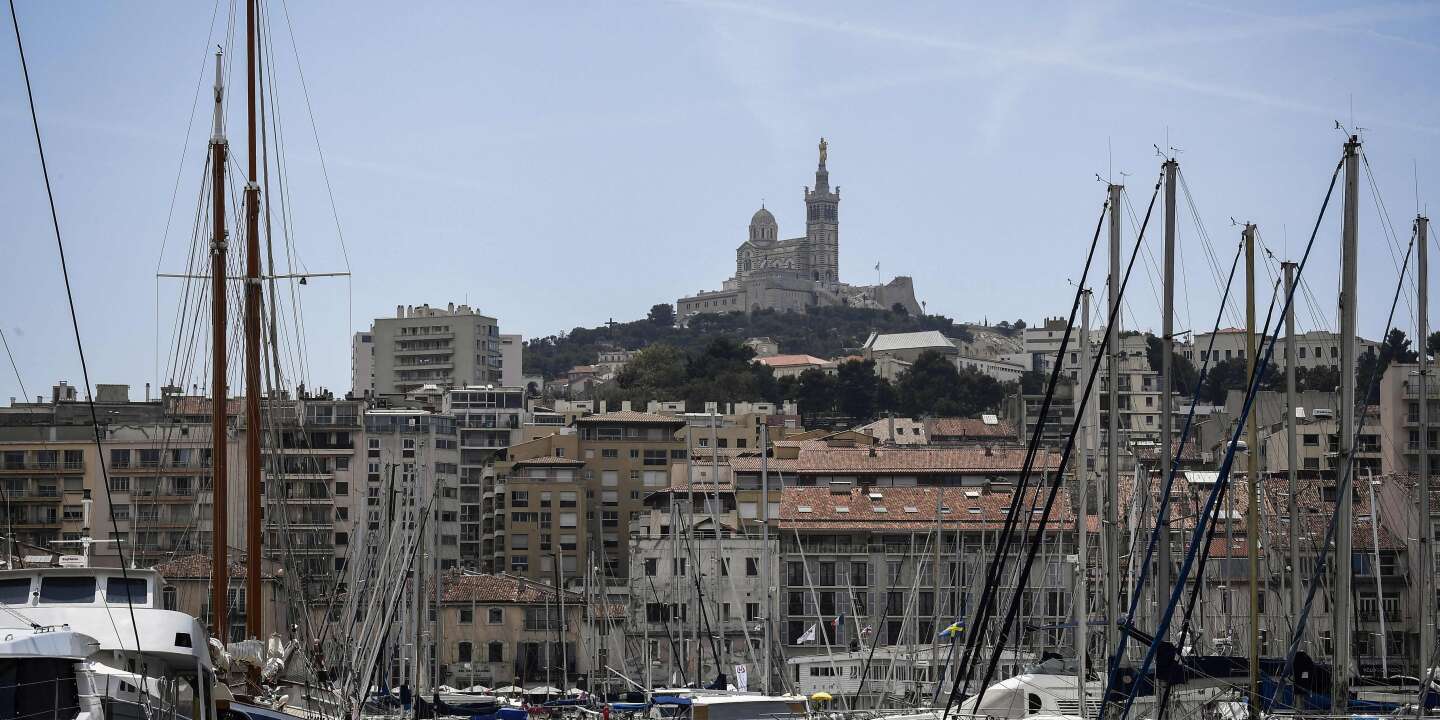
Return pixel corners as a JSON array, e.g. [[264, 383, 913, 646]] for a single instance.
[[797, 505, 812, 513]]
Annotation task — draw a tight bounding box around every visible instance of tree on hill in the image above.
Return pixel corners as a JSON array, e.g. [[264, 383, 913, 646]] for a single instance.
[[523, 305, 971, 380], [895, 351, 1004, 417], [599, 338, 780, 410], [1145, 335, 1201, 395], [647, 303, 675, 327]]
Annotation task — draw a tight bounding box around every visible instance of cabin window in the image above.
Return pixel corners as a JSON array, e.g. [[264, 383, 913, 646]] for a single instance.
[[106, 578, 148, 605], [0, 579, 29, 605], [39, 577, 95, 603]]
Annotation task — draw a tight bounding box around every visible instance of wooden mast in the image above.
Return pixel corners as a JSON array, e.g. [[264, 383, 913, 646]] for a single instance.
[[243, 0, 264, 639], [209, 47, 230, 641]]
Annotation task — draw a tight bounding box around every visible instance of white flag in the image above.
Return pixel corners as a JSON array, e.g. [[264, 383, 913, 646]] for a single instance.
[[796, 624, 817, 644], [734, 664, 748, 692]]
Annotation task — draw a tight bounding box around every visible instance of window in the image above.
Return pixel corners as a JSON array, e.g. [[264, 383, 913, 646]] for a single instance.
[[645, 558, 658, 576], [458, 641, 473, 663], [559, 512, 577, 528], [601, 449, 618, 459], [510, 556, 529, 572], [510, 491, 529, 507], [335, 481, 349, 495], [40, 577, 95, 603], [488, 641, 504, 662], [510, 534, 530, 550], [335, 456, 350, 470], [108, 477, 130, 492], [335, 532, 349, 546], [746, 602, 761, 621], [0, 579, 29, 605], [488, 607, 503, 624], [746, 558, 759, 576]]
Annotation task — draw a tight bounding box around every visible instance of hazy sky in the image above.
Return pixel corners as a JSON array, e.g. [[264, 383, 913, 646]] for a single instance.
[[3, 1, 1440, 401]]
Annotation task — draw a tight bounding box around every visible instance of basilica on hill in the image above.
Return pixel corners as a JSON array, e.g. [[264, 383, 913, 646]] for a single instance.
[[676, 139, 922, 322]]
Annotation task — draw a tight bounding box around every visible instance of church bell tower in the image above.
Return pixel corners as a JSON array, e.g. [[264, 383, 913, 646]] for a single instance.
[[804, 137, 839, 284]]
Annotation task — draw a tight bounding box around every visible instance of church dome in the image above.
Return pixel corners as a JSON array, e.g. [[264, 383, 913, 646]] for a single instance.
[[750, 207, 777, 227]]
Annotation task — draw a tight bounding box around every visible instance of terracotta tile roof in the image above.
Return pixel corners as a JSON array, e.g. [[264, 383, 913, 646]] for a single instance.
[[154, 553, 276, 580], [755, 354, 831, 368], [574, 410, 685, 425], [926, 417, 1016, 440], [1121, 471, 1409, 551], [779, 485, 1076, 531], [442, 572, 581, 604], [166, 396, 244, 416], [729, 456, 801, 473], [511, 455, 585, 467], [791, 446, 1058, 474], [1134, 436, 1205, 463]]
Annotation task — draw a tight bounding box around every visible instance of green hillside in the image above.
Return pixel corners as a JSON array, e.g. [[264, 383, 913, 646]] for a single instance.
[[523, 305, 974, 380]]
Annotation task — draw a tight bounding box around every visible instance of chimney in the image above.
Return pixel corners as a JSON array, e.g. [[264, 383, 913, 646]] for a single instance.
[[984, 445, 993, 456], [397, 304, 405, 318], [621, 400, 632, 412], [448, 302, 454, 312], [145, 382, 151, 402]]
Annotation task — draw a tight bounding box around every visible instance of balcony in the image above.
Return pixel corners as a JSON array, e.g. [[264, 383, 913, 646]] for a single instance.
[[3, 489, 63, 502]]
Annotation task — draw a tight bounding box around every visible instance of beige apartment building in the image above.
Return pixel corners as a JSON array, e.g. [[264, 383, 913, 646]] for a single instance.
[[1379, 362, 1440, 475], [494, 411, 686, 588], [365, 303, 505, 396], [437, 572, 621, 692]]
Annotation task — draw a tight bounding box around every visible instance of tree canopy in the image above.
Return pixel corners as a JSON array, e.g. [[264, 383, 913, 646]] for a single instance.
[[523, 305, 973, 380]]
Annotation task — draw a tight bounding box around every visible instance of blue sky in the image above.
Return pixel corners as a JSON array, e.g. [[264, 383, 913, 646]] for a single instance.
[[3, 1, 1439, 400]]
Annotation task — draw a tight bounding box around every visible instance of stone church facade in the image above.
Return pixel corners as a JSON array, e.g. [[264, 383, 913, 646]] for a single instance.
[[676, 139, 922, 321]]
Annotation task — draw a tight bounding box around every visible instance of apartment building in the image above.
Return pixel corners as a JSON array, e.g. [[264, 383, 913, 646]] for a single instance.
[[359, 408, 462, 572], [366, 303, 504, 396], [627, 468, 777, 689], [437, 572, 622, 691], [1061, 332, 1165, 448], [352, 331, 375, 398], [1379, 362, 1440, 475], [443, 386, 528, 567], [494, 411, 685, 586], [776, 482, 1078, 702], [1185, 329, 1377, 371]]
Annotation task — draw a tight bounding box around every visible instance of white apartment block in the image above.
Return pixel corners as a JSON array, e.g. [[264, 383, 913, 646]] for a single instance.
[[1184, 329, 1377, 370]]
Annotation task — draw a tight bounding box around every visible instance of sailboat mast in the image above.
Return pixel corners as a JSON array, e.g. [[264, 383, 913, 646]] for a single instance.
[[1334, 134, 1361, 715], [760, 421, 770, 695], [243, 0, 265, 642], [1284, 261, 1301, 631], [1158, 159, 1177, 632], [1244, 222, 1260, 720], [1104, 182, 1122, 678], [208, 48, 231, 642], [1075, 288, 1091, 718], [1418, 213, 1434, 695]]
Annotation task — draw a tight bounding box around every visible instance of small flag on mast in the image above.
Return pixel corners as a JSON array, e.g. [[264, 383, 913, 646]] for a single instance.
[[796, 624, 818, 644]]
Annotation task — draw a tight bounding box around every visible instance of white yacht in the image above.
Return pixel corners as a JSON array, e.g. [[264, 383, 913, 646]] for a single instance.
[[0, 564, 217, 720]]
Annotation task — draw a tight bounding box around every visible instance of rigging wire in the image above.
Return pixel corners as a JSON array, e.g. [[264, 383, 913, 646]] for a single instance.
[[7, 0, 152, 693], [958, 170, 1164, 720], [1108, 151, 1345, 720], [947, 195, 1112, 712]]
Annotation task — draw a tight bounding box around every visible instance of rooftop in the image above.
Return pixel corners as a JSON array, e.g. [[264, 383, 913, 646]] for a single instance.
[[574, 410, 686, 426], [864, 330, 956, 353], [442, 572, 580, 604]]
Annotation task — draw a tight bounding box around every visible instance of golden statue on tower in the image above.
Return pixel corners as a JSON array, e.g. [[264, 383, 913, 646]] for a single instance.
[[818, 137, 828, 165]]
